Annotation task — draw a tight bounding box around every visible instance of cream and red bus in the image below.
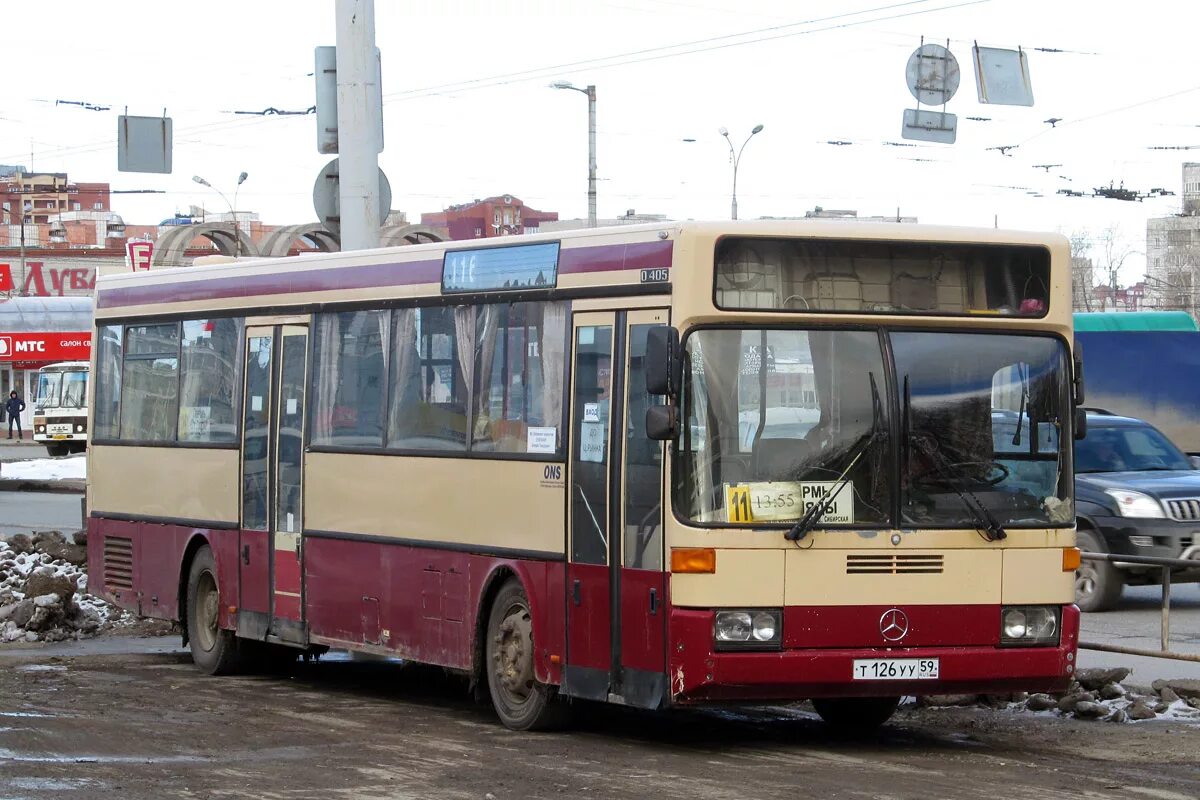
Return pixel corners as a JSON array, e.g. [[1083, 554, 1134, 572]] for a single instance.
[[86, 221, 1082, 731]]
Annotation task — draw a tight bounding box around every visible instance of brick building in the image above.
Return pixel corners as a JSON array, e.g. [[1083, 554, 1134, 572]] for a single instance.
[[421, 194, 558, 240]]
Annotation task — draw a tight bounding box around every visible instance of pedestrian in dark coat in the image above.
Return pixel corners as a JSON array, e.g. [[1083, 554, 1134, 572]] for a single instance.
[[5, 390, 24, 439]]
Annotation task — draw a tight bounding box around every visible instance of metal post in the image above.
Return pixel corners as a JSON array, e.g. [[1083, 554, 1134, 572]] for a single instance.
[[18, 206, 26, 295], [721, 126, 763, 221], [335, 0, 381, 251], [731, 158, 739, 221], [586, 85, 597, 228], [1162, 565, 1171, 652]]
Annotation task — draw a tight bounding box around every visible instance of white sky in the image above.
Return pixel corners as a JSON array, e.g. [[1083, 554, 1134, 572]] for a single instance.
[[2, 0, 1197, 284]]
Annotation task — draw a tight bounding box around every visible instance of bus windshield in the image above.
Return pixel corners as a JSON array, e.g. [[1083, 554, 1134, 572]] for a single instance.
[[61, 371, 87, 408], [675, 328, 1071, 529], [35, 370, 87, 410], [36, 372, 62, 410]]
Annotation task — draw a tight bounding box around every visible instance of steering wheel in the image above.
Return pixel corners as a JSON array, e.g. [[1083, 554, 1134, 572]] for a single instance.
[[912, 460, 1010, 487]]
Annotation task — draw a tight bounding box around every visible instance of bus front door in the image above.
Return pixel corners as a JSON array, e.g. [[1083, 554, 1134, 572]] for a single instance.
[[239, 323, 309, 646], [565, 309, 668, 708]]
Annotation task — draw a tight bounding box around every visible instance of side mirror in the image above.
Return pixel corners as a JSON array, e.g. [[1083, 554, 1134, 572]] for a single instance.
[[1072, 343, 1085, 405], [645, 405, 679, 441], [645, 326, 681, 397], [1190, 455, 1200, 470], [1074, 407, 1087, 440]]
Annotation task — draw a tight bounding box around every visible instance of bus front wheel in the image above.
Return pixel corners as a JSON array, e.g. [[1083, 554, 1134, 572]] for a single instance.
[[185, 546, 245, 675], [484, 578, 568, 731], [811, 696, 900, 734]]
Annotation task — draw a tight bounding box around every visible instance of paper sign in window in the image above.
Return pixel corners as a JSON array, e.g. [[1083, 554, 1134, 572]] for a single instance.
[[579, 422, 605, 463], [527, 426, 557, 454]]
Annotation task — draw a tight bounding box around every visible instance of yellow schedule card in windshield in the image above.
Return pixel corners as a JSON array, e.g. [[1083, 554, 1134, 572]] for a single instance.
[[725, 482, 855, 524]]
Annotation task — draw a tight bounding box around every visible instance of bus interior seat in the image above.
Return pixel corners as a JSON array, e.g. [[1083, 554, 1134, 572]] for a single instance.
[[753, 438, 812, 482]]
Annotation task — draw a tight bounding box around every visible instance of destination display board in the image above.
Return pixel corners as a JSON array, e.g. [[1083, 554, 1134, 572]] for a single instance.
[[442, 242, 559, 293]]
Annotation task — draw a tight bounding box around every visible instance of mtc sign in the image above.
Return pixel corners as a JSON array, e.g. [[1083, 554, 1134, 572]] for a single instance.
[[0, 332, 92, 363]]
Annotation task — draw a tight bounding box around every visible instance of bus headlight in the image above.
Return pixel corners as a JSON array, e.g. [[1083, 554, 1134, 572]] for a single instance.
[[76, 425, 84, 432], [1000, 606, 1059, 646], [715, 609, 782, 650]]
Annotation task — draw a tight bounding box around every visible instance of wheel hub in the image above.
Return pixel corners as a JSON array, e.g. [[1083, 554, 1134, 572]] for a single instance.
[[493, 608, 533, 700]]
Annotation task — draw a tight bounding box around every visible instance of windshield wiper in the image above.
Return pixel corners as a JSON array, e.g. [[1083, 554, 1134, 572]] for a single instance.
[[785, 373, 883, 543], [910, 433, 1007, 542]]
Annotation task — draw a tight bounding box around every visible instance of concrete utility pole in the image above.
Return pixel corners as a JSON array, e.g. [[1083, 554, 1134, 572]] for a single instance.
[[335, 0, 381, 250], [551, 82, 597, 228]]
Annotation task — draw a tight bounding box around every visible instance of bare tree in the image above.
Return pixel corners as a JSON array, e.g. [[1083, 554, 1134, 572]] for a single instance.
[[1066, 228, 1095, 311], [1096, 225, 1138, 293]]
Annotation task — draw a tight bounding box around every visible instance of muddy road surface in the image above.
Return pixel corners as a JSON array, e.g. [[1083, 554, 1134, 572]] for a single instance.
[[1, 638, 1198, 800]]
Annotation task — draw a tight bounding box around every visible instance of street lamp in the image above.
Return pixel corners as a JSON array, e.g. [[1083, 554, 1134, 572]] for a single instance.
[[550, 81, 597, 228], [719, 124, 764, 220], [193, 172, 249, 257]]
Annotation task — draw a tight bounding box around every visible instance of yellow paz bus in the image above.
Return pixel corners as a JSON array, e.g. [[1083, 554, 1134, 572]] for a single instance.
[[86, 220, 1083, 731]]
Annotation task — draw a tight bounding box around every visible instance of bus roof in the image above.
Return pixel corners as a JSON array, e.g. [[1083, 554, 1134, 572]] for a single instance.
[[39, 361, 90, 371], [93, 220, 1068, 320]]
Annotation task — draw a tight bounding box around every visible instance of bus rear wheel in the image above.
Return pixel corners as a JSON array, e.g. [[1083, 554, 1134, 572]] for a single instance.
[[45, 443, 70, 457], [185, 546, 245, 675], [811, 696, 900, 734], [484, 578, 568, 731]]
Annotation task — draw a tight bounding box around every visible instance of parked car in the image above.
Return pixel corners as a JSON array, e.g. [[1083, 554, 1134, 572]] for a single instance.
[[1074, 410, 1200, 611]]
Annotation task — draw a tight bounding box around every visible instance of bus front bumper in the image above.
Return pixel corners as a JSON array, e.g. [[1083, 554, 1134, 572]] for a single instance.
[[667, 605, 1079, 703]]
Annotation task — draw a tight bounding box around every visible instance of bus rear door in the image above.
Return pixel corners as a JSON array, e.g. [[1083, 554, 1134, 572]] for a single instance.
[[239, 322, 309, 645]]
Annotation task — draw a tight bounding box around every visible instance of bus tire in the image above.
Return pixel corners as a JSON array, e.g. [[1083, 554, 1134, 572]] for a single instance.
[[812, 696, 900, 734], [1075, 527, 1123, 613], [484, 578, 568, 731], [46, 443, 69, 457], [185, 546, 245, 675]]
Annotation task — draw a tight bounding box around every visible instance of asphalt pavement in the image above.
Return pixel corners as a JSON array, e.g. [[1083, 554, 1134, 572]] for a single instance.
[[0, 491, 84, 539], [0, 441, 52, 462], [1079, 583, 1200, 681]]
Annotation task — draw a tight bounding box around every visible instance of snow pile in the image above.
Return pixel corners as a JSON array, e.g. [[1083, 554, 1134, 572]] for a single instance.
[[920, 667, 1200, 724], [1, 455, 86, 481], [0, 533, 126, 643]]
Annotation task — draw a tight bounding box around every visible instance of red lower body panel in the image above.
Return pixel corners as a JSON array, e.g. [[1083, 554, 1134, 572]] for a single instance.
[[86, 517, 240, 630], [668, 604, 1080, 703]]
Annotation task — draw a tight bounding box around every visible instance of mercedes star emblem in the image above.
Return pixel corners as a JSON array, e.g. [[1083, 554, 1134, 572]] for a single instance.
[[879, 608, 910, 642]]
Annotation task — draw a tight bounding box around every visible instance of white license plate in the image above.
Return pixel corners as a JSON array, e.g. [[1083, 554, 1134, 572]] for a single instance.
[[48, 424, 72, 435], [852, 658, 939, 681]]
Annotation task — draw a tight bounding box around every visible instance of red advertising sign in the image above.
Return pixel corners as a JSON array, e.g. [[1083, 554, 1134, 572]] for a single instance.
[[127, 240, 154, 271], [0, 332, 92, 363], [0, 263, 11, 292]]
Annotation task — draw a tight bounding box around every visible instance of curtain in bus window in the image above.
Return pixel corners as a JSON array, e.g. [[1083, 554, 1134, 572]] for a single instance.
[[120, 324, 179, 441], [388, 306, 468, 450], [473, 304, 500, 444], [312, 311, 387, 447], [313, 314, 340, 446], [178, 318, 243, 443], [471, 303, 558, 455], [93, 325, 122, 439], [453, 306, 476, 427], [540, 301, 566, 447], [385, 307, 420, 443]]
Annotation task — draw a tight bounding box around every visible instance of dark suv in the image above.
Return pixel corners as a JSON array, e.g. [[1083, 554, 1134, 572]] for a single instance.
[[1075, 411, 1200, 611]]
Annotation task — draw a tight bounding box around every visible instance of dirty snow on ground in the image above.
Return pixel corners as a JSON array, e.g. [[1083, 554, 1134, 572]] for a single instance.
[[0, 536, 127, 643], [916, 666, 1200, 725], [1, 456, 86, 481]]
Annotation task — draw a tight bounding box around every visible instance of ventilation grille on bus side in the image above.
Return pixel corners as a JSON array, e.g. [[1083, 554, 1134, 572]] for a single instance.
[[846, 554, 944, 575], [104, 537, 134, 591]]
